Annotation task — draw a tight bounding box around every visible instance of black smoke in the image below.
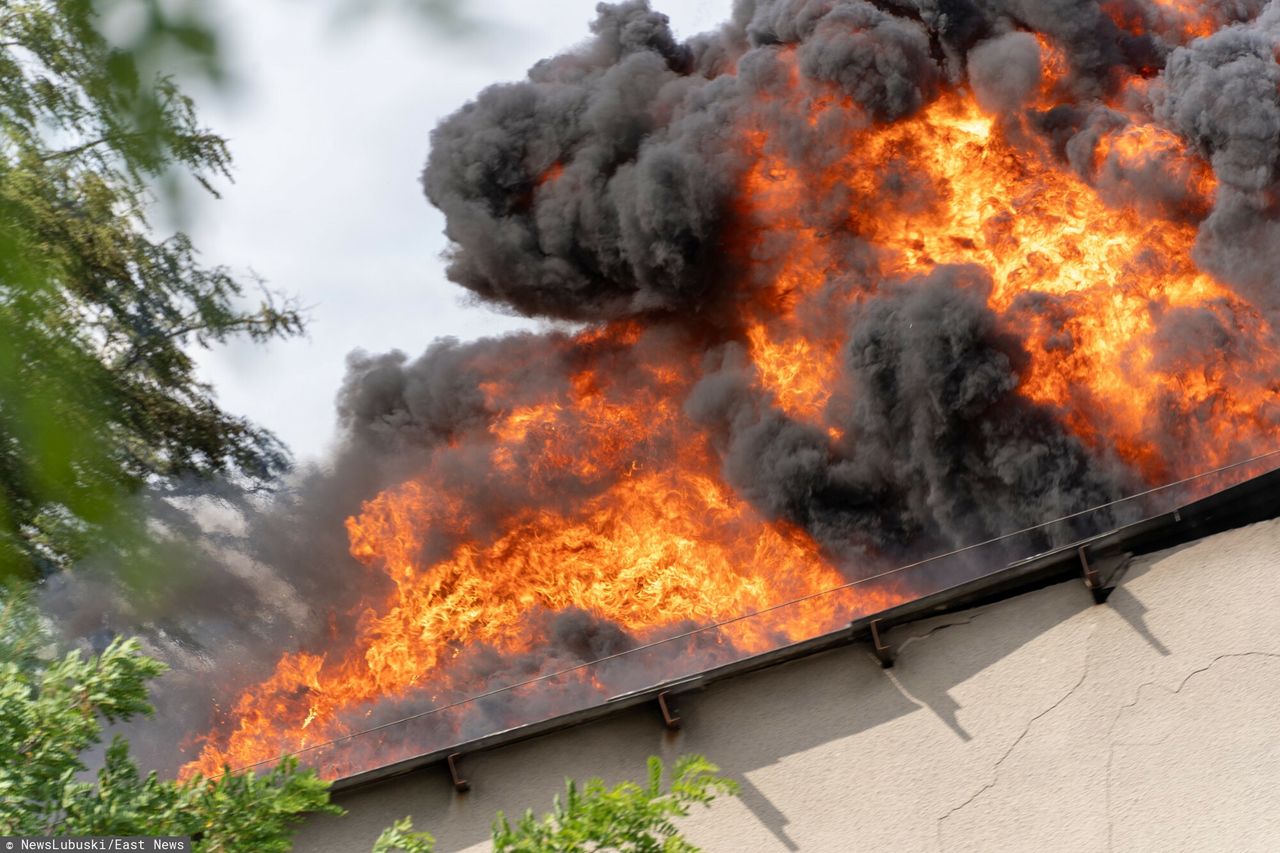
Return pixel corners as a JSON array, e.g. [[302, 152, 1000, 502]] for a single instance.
[[44, 0, 1280, 775]]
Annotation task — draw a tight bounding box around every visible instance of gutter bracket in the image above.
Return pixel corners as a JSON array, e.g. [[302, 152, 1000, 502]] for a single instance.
[[869, 619, 894, 668], [657, 691, 681, 730], [447, 753, 470, 793], [1077, 546, 1132, 605]]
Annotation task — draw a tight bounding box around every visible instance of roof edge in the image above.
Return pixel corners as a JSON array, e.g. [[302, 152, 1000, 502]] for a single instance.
[[329, 466, 1280, 794]]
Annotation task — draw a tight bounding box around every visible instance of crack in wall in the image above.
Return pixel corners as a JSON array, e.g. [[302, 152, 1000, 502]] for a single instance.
[[1103, 652, 1280, 852], [895, 611, 985, 655], [934, 645, 1280, 852], [935, 621, 1099, 849]]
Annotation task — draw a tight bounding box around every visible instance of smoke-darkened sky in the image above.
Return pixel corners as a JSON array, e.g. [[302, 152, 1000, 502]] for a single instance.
[[191, 0, 733, 463]]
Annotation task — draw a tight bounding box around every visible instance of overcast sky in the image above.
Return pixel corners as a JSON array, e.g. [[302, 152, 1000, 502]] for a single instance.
[[190, 0, 734, 464]]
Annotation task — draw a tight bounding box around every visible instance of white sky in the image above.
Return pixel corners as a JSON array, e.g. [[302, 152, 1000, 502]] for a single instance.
[[191, 0, 735, 464]]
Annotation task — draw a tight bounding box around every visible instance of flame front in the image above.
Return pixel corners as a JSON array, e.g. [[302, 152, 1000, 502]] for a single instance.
[[740, 84, 1275, 480], [186, 6, 1280, 779], [186, 329, 899, 777]]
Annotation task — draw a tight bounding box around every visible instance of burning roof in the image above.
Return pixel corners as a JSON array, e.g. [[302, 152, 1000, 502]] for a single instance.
[[181, 0, 1280, 780]]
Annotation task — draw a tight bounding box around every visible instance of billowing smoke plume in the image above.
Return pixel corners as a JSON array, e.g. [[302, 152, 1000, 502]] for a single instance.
[[687, 264, 1127, 554], [46, 0, 1280, 777]]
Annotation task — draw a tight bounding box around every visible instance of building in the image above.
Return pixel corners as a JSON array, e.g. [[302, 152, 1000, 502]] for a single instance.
[[293, 476, 1280, 852]]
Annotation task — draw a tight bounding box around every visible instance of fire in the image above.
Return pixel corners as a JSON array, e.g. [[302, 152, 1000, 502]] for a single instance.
[[186, 13, 1280, 780], [185, 327, 899, 777], [1103, 0, 1220, 42], [739, 70, 1277, 481]]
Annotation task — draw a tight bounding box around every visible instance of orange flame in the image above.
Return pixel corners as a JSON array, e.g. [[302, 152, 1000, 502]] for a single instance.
[[737, 76, 1276, 482], [185, 20, 1280, 780], [184, 327, 899, 778]]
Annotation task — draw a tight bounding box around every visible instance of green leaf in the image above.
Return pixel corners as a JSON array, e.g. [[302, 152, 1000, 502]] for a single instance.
[[486, 754, 738, 853], [0, 0, 306, 582], [0, 589, 336, 849], [373, 816, 436, 853]]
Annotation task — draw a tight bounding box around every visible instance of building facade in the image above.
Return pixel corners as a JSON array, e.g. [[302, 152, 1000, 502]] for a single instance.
[[295, 517, 1280, 852]]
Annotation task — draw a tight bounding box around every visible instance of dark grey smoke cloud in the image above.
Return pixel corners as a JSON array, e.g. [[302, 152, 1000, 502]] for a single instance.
[[968, 31, 1041, 114], [423, 0, 741, 320], [43, 0, 1280, 775], [761, 1, 941, 120], [686, 266, 1135, 566], [395, 0, 1280, 601], [1151, 4, 1280, 317], [838, 266, 1132, 544], [1154, 8, 1280, 193], [424, 0, 1279, 322]]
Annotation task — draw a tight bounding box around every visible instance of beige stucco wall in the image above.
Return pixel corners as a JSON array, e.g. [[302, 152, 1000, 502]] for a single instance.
[[294, 517, 1280, 853]]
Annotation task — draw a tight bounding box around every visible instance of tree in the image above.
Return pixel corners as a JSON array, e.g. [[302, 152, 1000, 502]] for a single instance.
[[374, 755, 739, 853], [0, 0, 305, 580], [372, 817, 437, 853], [0, 588, 339, 850]]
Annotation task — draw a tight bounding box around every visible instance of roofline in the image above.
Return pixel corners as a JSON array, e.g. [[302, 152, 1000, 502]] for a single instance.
[[329, 466, 1280, 794]]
